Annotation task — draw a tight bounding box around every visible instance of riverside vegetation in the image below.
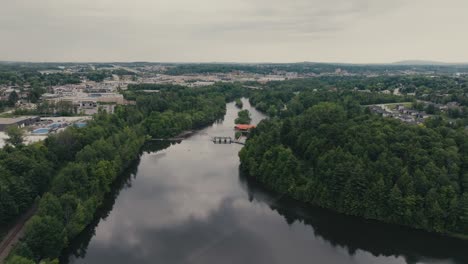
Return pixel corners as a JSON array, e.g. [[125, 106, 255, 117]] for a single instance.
[[240, 89, 468, 238], [234, 109, 252, 124], [235, 98, 243, 109], [2, 84, 244, 264], [3, 76, 468, 263]]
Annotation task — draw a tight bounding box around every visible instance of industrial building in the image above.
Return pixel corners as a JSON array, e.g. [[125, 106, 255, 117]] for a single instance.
[[0, 116, 40, 131], [47, 92, 125, 105]]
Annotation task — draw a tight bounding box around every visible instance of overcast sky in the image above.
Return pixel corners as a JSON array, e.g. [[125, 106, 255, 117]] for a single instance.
[[1, 0, 467, 63]]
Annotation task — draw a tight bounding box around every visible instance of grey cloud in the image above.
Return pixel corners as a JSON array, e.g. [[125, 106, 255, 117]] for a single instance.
[[197, 0, 405, 36], [0, 0, 467, 62]]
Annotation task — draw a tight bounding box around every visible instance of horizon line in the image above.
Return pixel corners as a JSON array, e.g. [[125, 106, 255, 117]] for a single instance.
[[2, 60, 468, 66]]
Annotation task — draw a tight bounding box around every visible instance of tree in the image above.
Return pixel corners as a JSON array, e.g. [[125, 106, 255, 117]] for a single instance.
[[235, 110, 252, 124], [426, 103, 436, 114], [235, 98, 243, 109], [8, 91, 19, 106], [5, 126, 25, 147], [5, 256, 35, 264], [267, 105, 278, 117], [0, 184, 18, 224], [39, 259, 59, 264], [240, 96, 468, 235], [459, 193, 468, 233], [23, 216, 66, 260], [37, 193, 63, 220]]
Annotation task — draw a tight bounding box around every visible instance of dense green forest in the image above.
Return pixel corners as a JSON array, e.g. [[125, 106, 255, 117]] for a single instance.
[[0, 63, 138, 86], [0, 111, 146, 264], [2, 84, 243, 264], [164, 63, 468, 75], [0, 68, 80, 87], [247, 79, 411, 117], [240, 90, 468, 237]]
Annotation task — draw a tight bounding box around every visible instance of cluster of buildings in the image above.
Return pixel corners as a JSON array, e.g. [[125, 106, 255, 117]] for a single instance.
[[369, 104, 430, 125], [0, 86, 29, 101], [41, 82, 128, 115], [0, 115, 90, 148], [427, 101, 461, 112]]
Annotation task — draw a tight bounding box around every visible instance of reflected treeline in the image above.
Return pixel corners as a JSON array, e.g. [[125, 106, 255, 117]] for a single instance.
[[238, 169, 468, 264], [141, 140, 178, 153], [59, 141, 174, 263]]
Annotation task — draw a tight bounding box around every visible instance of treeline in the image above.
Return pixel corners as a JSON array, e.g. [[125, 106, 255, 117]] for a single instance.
[[127, 83, 186, 91], [13, 127, 144, 263], [163, 62, 468, 75], [240, 92, 468, 237], [0, 70, 80, 87], [0, 65, 80, 104], [248, 81, 411, 118], [4, 84, 242, 263], [0, 145, 54, 225], [0, 110, 145, 263], [0, 109, 140, 226], [317, 75, 468, 107], [135, 84, 238, 138], [14, 101, 76, 116], [82, 71, 110, 82]]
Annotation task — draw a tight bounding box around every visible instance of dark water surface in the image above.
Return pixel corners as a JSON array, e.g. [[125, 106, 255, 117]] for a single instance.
[[62, 99, 468, 264]]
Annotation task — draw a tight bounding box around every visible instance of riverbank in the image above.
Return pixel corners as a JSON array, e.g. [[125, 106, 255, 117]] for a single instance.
[[239, 101, 468, 242], [2, 86, 243, 263], [3, 125, 146, 263], [241, 166, 468, 241], [149, 130, 196, 141], [59, 99, 468, 264]]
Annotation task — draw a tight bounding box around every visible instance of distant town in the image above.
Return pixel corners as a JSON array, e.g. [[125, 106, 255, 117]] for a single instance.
[[1, 62, 468, 146]]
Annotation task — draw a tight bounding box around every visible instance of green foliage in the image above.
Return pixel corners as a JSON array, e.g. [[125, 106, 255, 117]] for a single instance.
[[5, 126, 25, 147], [8, 91, 19, 107], [6, 256, 35, 264], [14, 101, 76, 116], [235, 110, 252, 124], [23, 216, 66, 260], [163, 63, 468, 76], [235, 98, 243, 109], [83, 70, 111, 82], [137, 86, 229, 138], [5, 81, 243, 263], [0, 64, 81, 87], [240, 96, 468, 237], [0, 144, 54, 225]]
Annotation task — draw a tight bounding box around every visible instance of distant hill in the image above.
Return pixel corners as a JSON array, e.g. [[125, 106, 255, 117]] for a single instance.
[[392, 60, 455, 66]]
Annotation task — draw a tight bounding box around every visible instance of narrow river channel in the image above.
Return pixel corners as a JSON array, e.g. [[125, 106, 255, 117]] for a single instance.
[[62, 98, 468, 264]]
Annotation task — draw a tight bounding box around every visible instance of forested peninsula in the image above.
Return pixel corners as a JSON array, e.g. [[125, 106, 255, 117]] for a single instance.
[[240, 89, 468, 238]]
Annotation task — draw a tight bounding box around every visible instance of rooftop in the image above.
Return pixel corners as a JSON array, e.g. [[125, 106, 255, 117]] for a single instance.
[[235, 124, 256, 130], [0, 116, 39, 125]]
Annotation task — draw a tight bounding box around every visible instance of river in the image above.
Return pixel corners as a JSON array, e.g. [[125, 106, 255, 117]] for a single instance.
[[62, 98, 468, 264]]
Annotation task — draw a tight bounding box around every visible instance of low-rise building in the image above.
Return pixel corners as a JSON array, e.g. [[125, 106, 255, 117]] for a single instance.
[[46, 92, 125, 105], [0, 116, 40, 131]]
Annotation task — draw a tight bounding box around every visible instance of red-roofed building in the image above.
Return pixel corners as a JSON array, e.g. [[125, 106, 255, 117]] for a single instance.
[[234, 124, 256, 131]]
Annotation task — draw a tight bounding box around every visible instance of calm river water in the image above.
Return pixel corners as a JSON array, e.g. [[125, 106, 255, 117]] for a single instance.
[[62, 98, 468, 264]]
